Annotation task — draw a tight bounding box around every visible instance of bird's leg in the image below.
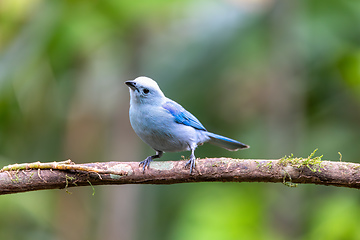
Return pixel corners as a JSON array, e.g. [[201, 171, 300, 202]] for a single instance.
[[185, 148, 196, 174], [139, 151, 163, 172]]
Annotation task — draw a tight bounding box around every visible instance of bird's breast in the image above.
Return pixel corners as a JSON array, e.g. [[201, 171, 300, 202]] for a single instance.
[[129, 104, 205, 152]]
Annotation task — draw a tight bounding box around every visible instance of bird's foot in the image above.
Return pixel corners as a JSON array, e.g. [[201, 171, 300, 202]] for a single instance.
[[139, 156, 153, 172], [185, 156, 196, 174], [139, 151, 163, 173]]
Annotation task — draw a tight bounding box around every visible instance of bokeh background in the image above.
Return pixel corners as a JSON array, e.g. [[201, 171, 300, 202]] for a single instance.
[[1, 0, 360, 239]]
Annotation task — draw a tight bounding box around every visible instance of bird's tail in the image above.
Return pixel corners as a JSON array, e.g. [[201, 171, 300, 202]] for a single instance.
[[206, 132, 249, 151]]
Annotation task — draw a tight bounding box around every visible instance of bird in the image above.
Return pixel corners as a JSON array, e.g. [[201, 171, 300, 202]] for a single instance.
[[125, 76, 249, 173]]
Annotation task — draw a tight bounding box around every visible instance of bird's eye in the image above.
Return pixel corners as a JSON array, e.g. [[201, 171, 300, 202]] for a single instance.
[[143, 88, 150, 94]]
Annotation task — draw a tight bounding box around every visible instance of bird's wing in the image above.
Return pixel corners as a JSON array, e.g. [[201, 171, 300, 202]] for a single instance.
[[162, 100, 206, 131]]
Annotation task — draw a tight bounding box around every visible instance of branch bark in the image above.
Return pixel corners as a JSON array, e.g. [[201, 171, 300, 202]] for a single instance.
[[0, 158, 359, 195]]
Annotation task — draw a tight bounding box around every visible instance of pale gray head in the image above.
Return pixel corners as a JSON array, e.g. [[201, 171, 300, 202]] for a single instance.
[[125, 76, 165, 105]]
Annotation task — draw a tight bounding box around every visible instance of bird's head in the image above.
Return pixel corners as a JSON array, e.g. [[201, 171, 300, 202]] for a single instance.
[[125, 76, 165, 105]]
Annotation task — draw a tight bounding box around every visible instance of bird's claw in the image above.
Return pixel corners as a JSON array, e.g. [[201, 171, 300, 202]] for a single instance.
[[185, 157, 196, 174], [139, 156, 153, 172]]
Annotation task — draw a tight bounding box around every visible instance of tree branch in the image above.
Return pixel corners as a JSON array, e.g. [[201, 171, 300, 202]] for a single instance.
[[1, 157, 360, 195]]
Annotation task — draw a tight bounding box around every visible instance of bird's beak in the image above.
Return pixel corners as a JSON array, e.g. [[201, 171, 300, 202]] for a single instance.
[[125, 81, 138, 92]]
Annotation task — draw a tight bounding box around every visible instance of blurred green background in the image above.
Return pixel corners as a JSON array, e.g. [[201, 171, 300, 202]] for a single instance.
[[1, 0, 360, 239]]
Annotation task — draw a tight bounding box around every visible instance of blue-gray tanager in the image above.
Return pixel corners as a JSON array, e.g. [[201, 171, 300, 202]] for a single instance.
[[125, 76, 249, 173]]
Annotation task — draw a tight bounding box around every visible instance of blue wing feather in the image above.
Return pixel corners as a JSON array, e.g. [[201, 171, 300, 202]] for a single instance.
[[163, 101, 206, 131]]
